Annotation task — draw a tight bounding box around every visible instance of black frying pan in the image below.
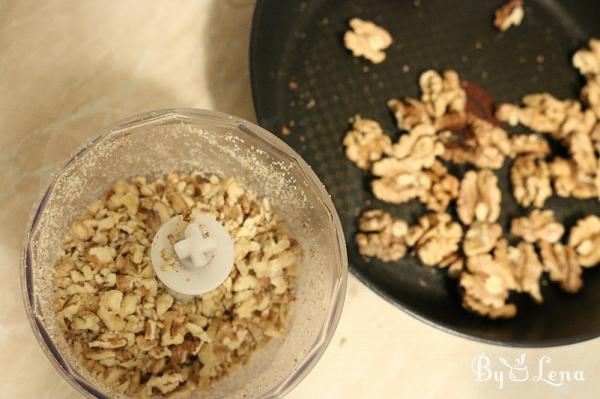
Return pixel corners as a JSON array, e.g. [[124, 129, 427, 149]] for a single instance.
[[250, 0, 600, 346]]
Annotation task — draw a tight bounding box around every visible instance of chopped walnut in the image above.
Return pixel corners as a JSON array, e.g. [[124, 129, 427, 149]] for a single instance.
[[420, 161, 460, 212], [511, 155, 552, 208], [494, 0, 524, 32], [405, 212, 463, 267], [419, 70, 466, 118], [509, 134, 550, 158], [343, 116, 392, 170], [457, 169, 501, 225], [539, 241, 583, 293], [52, 173, 298, 396], [510, 209, 564, 244], [343, 18, 392, 64], [463, 222, 502, 257], [568, 215, 600, 267], [355, 210, 408, 262]]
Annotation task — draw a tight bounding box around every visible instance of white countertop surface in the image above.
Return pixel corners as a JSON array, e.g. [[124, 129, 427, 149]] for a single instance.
[[1, 1, 599, 398]]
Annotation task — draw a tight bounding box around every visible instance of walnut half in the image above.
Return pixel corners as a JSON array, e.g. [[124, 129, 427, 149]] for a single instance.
[[406, 212, 463, 267], [457, 169, 501, 225], [356, 210, 408, 262], [510, 209, 564, 244], [343, 116, 392, 170], [511, 155, 552, 208], [344, 18, 393, 64]]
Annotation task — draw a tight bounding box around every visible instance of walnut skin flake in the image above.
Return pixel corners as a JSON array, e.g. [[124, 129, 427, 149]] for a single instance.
[[511, 155, 552, 208], [569, 215, 600, 267], [344, 18, 392, 64], [539, 242, 583, 293], [457, 169, 501, 225], [405, 212, 463, 267], [494, 0, 524, 32], [355, 210, 408, 262], [510, 209, 564, 244], [343, 116, 392, 169], [463, 222, 502, 257]]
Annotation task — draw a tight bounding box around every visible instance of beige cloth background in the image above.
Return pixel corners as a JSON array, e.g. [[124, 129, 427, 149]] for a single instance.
[[0, 1, 598, 398]]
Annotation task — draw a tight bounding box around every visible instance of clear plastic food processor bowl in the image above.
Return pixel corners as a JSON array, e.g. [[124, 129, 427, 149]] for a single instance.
[[21, 109, 348, 398]]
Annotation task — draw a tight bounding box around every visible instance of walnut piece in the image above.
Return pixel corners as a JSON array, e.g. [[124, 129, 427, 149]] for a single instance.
[[539, 242, 583, 293], [505, 241, 544, 303], [344, 18, 392, 64], [496, 94, 595, 141], [511, 155, 552, 208], [457, 169, 501, 225], [568, 130, 598, 174], [343, 116, 392, 170], [460, 253, 517, 319], [52, 173, 299, 397], [438, 115, 510, 169], [509, 134, 550, 158], [573, 39, 600, 118], [494, 0, 524, 32], [405, 213, 463, 267], [463, 222, 502, 257], [549, 157, 597, 199], [371, 172, 431, 204], [355, 210, 408, 262], [387, 98, 432, 131], [568, 215, 600, 267], [419, 70, 466, 118], [372, 124, 444, 176], [421, 161, 460, 212], [510, 209, 564, 244]]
